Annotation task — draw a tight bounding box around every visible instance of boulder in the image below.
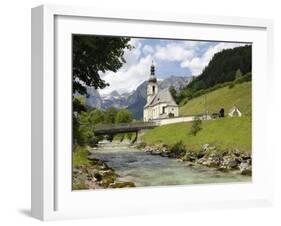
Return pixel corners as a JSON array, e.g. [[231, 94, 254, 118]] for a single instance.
[[239, 162, 252, 176], [196, 157, 206, 165], [234, 149, 241, 157], [241, 153, 251, 160], [222, 155, 239, 169], [228, 159, 239, 169], [93, 172, 102, 181], [201, 144, 210, 151], [151, 149, 162, 155], [181, 151, 197, 162], [160, 152, 169, 157], [217, 166, 229, 172], [201, 156, 221, 167]]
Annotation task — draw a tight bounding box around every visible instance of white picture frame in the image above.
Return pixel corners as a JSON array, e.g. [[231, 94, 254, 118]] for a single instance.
[[31, 4, 274, 221]]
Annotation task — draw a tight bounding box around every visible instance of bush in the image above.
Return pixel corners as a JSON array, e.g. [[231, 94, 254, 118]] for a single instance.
[[126, 132, 133, 140], [228, 82, 235, 89], [105, 134, 114, 142], [169, 141, 186, 158], [88, 135, 101, 147], [189, 116, 202, 136], [136, 142, 146, 149], [234, 72, 252, 84], [73, 146, 90, 168]]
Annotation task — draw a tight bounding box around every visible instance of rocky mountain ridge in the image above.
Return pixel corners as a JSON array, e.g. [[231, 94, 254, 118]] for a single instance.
[[85, 76, 193, 119]]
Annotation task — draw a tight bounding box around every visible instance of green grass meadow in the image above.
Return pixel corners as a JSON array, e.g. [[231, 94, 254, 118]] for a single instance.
[[179, 82, 252, 116], [141, 116, 251, 153]]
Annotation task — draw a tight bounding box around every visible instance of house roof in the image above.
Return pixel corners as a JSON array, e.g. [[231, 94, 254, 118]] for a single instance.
[[145, 88, 178, 108]]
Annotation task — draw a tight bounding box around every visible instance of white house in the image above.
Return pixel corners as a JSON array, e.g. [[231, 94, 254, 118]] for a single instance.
[[143, 62, 179, 122], [228, 105, 242, 117]]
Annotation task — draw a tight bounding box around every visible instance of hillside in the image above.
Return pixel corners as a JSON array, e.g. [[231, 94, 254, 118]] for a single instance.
[[177, 45, 252, 102], [179, 81, 251, 116], [141, 116, 251, 152]]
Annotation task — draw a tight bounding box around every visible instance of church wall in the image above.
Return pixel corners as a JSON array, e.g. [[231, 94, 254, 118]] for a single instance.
[[143, 104, 179, 121], [154, 115, 194, 126], [165, 106, 179, 117]]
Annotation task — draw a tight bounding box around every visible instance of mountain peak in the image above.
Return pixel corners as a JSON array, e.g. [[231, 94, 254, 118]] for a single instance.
[[85, 75, 192, 119], [109, 90, 120, 97]]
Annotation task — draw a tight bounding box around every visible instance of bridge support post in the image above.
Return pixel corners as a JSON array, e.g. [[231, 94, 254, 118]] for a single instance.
[[131, 131, 138, 144]]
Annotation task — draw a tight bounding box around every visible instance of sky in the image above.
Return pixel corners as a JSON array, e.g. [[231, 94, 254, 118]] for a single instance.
[[99, 38, 248, 96]]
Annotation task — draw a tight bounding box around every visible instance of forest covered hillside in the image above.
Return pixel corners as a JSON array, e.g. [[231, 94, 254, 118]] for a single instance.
[[174, 45, 252, 103]]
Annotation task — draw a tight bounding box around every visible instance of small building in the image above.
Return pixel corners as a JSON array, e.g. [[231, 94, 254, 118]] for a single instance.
[[143, 62, 179, 122], [228, 105, 242, 117]]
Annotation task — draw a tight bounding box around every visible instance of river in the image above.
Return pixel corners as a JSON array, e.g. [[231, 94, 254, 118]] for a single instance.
[[89, 143, 251, 187]]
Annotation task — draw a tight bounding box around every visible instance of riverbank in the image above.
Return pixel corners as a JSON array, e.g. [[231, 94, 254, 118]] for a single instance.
[[72, 146, 135, 190], [90, 143, 250, 187], [137, 142, 252, 176]]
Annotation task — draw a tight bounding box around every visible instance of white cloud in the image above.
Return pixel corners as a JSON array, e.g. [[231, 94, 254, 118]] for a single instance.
[[99, 39, 149, 95], [154, 42, 194, 62], [120, 39, 142, 70], [181, 42, 246, 76], [98, 39, 247, 95], [99, 54, 152, 95], [143, 45, 154, 55]]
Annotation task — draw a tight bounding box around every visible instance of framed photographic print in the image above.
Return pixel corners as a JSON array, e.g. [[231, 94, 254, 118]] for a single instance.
[[31, 4, 274, 221]]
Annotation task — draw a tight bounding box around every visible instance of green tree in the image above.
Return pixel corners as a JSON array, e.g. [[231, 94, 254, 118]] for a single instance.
[[115, 109, 133, 123], [235, 69, 243, 80], [115, 109, 133, 141], [104, 107, 118, 124], [74, 109, 105, 147], [73, 96, 87, 145], [177, 45, 252, 104], [103, 107, 118, 142], [76, 111, 93, 146], [88, 109, 105, 125], [72, 35, 132, 95], [189, 116, 202, 136], [72, 36, 132, 147]]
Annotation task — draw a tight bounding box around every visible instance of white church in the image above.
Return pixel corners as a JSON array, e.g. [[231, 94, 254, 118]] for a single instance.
[[143, 62, 179, 122]]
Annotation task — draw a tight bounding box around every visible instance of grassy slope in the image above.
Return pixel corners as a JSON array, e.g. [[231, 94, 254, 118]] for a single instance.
[[179, 82, 252, 116], [141, 116, 251, 153]]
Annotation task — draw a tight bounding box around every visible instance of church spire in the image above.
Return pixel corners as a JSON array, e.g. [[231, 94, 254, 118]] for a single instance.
[[151, 60, 155, 75], [148, 61, 157, 83]]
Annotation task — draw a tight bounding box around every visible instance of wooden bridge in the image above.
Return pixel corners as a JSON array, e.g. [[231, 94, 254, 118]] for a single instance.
[[94, 121, 158, 143], [94, 121, 158, 136]]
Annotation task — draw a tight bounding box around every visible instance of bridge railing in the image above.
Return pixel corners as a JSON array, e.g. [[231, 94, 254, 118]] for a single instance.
[[94, 121, 157, 131]]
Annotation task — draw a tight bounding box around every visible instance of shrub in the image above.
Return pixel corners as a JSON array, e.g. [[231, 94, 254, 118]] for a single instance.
[[228, 82, 235, 89], [126, 132, 133, 140], [105, 134, 114, 142], [88, 136, 101, 147], [189, 116, 202, 136], [136, 142, 146, 149], [169, 141, 186, 158], [73, 146, 90, 168]]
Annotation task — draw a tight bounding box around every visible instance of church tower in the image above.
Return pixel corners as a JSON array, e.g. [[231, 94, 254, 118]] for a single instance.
[[147, 61, 158, 104]]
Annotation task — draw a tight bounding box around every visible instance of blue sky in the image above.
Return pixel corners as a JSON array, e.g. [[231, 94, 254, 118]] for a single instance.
[[99, 38, 248, 95], [138, 39, 218, 79]]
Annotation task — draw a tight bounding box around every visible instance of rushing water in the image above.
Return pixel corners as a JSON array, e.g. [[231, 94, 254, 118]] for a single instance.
[[89, 143, 251, 187]]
